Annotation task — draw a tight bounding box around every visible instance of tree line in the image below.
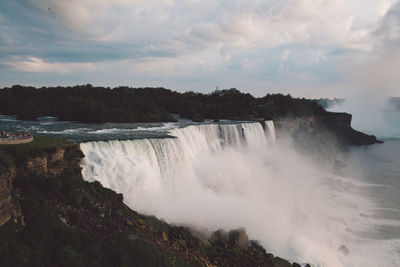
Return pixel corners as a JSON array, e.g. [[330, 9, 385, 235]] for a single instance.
[[0, 85, 326, 123]]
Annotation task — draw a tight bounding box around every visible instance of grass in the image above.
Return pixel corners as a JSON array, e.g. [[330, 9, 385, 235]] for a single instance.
[[0, 136, 69, 170]]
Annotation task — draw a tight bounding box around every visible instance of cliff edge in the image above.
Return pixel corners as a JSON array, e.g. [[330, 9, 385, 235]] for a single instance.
[[275, 112, 381, 149]]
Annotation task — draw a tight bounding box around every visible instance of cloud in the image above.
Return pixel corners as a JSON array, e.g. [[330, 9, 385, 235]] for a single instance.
[[335, 0, 400, 97], [5, 57, 95, 74], [0, 0, 398, 96]]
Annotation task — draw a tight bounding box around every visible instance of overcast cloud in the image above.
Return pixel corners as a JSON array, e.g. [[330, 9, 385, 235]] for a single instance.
[[0, 0, 399, 97]]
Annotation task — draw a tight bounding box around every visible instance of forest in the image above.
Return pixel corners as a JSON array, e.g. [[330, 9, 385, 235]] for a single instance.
[[0, 85, 326, 123]]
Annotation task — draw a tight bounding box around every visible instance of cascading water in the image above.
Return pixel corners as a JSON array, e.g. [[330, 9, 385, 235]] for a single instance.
[[266, 121, 276, 143], [80, 121, 399, 267]]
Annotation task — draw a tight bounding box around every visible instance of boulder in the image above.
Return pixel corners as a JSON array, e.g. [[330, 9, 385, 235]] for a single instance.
[[228, 228, 249, 249], [272, 257, 291, 267], [210, 229, 229, 243], [338, 244, 350, 255], [162, 231, 168, 242]]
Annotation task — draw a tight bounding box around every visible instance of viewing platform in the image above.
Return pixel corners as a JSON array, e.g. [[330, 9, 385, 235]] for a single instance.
[[0, 131, 33, 145]]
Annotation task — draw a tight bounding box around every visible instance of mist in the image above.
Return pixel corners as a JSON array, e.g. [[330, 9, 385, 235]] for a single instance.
[[323, 0, 400, 140], [80, 122, 398, 266], [328, 94, 400, 139]]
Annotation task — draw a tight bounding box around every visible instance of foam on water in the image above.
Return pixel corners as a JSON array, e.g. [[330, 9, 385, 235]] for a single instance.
[[88, 123, 177, 134], [37, 128, 91, 134], [80, 121, 400, 267]]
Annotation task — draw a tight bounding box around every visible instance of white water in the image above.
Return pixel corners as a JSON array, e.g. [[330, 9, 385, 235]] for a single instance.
[[80, 121, 399, 267]]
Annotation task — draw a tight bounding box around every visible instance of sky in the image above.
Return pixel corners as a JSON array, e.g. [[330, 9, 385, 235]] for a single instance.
[[0, 0, 399, 97]]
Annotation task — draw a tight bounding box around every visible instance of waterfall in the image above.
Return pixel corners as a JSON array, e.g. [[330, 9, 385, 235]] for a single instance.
[[80, 120, 380, 267], [81, 121, 275, 214], [266, 120, 276, 143]]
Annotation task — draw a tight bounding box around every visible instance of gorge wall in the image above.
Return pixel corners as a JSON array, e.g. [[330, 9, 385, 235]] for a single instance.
[[275, 112, 380, 150], [0, 141, 82, 227], [0, 167, 18, 226]]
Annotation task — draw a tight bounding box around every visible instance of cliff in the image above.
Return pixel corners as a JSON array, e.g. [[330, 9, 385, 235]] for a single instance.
[[0, 137, 302, 267], [0, 137, 77, 227], [0, 167, 19, 226], [275, 112, 381, 149]]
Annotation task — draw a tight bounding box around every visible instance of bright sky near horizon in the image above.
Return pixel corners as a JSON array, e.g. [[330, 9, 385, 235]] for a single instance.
[[0, 0, 399, 97]]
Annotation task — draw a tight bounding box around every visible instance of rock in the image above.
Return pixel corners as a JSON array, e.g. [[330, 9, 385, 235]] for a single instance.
[[59, 216, 67, 225], [338, 244, 350, 255], [210, 229, 229, 243], [49, 149, 64, 163], [0, 168, 20, 227], [272, 257, 292, 267], [292, 263, 301, 267], [276, 112, 383, 148], [162, 231, 168, 242], [228, 228, 249, 249], [116, 193, 124, 202], [27, 157, 48, 175]]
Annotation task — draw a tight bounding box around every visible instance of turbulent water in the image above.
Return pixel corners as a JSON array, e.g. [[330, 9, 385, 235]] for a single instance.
[[1, 114, 399, 266], [0, 115, 185, 142]]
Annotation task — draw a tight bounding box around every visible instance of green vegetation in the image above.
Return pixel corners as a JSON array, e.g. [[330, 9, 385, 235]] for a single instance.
[[257, 93, 326, 119], [0, 85, 326, 123], [0, 140, 161, 267], [0, 137, 68, 170], [0, 176, 161, 267]]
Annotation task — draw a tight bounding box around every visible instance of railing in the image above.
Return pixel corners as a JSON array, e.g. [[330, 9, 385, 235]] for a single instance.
[[0, 133, 33, 144], [0, 137, 33, 145]]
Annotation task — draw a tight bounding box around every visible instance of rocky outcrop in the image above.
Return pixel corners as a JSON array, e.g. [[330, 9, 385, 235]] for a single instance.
[[324, 112, 381, 145], [0, 144, 80, 227], [211, 229, 229, 243], [26, 148, 66, 176], [228, 228, 249, 249], [338, 244, 350, 255], [0, 167, 20, 226], [276, 112, 381, 148], [26, 156, 48, 176]]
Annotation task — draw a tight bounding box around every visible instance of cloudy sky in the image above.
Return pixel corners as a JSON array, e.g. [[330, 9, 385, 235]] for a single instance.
[[0, 0, 399, 97]]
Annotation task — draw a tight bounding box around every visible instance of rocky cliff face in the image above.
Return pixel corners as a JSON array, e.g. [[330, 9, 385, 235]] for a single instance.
[[26, 148, 66, 176], [0, 167, 19, 226], [0, 144, 81, 227], [275, 112, 380, 149]]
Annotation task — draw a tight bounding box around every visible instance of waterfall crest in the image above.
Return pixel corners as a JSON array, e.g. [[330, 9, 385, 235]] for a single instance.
[[81, 122, 275, 213]]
